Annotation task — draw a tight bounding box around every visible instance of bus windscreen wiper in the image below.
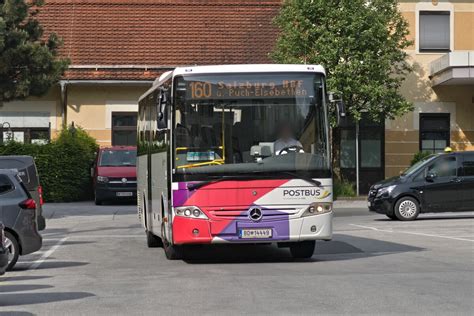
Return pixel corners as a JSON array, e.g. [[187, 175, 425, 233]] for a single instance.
[[187, 173, 321, 191], [187, 175, 257, 191], [281, 172, 322, 187]]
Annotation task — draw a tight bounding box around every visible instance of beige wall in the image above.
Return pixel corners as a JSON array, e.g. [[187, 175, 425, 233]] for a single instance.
[[1, 84, 149, 147], [66, 85, 149, 146], [387, 1, 474, 178], [0, 87, 62, 139]]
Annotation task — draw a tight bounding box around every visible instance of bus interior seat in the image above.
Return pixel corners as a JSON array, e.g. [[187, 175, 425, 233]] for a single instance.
[[175, 124, 192, 147]]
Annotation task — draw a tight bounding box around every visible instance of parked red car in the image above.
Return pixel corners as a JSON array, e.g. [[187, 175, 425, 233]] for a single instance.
[[92, 146, 137, 205]]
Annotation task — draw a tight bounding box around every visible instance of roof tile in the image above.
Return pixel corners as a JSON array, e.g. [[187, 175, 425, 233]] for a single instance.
[[39, 0, 281, 80]]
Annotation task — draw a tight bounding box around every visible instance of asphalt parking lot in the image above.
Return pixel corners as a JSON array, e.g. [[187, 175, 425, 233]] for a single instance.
[[1, 202, 473, 315]]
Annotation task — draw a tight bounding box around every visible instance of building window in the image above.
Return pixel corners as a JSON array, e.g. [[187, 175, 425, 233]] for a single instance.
[[419, 11, 450, 52], [112, 112, 137, 146], [420, 114, 450, 154], [0, 127, 50, 145]]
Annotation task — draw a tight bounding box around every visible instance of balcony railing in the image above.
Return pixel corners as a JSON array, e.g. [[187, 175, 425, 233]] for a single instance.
[[429, 52, 474, 86]]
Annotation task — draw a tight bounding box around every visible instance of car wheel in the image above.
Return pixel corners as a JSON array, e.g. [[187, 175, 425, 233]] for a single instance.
[[94, 191, 103, 205], [5, 231, 20, 271], [394, 197, 420, 221], [386, 213, 398, 220], [289, 240, 315, 259], [146, 231, 163, 248]]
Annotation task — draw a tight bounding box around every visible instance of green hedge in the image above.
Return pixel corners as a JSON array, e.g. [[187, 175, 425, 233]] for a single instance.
[[334, 179, 356, 199], [0, 126, 98, 202]]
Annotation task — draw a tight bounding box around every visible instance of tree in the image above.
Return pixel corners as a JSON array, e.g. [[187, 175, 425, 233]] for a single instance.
[[0, 0, 69, 107], [272, 0, 413, 122]]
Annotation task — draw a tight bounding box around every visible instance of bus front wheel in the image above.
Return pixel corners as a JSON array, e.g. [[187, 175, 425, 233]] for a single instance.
[[163, 241, 183, 260], [289, 241, 315, 259]]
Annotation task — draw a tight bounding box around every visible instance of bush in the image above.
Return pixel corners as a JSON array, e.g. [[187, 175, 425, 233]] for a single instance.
[[0, 126, 98, 202], [334, 179, 356, 199], [410, 151, 432, 166]]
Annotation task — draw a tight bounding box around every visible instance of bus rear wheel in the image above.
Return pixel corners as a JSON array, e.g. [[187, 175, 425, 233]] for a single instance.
[[289, 241, 315, 259], [146, 231, 163, 248]]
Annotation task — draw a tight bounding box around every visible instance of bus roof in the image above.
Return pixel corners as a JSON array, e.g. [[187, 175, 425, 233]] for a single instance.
[[172, 64, 326, 76], [140, 64, 326, 102]]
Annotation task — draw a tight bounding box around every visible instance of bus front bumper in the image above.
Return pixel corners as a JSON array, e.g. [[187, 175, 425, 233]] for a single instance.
[[172, 212, 332, 245]]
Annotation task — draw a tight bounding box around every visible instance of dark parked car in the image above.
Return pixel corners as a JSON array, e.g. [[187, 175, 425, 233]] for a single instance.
[[92, 146, 137, 205], [368, 151, 474, 220], [0, 169, 42, 270], [0, 223, 8, 275], [0, 156, 46, 230]]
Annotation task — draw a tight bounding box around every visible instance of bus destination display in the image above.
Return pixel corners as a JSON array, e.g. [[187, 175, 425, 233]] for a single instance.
[[187, 79, 310, 100]]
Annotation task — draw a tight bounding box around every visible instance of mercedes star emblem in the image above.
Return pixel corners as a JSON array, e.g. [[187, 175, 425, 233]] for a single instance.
[[248, 207, 263, 222]]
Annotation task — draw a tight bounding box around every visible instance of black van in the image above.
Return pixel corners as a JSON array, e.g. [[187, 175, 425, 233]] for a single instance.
[[368, 151, 474, 220], [0, 156, 46, 230]]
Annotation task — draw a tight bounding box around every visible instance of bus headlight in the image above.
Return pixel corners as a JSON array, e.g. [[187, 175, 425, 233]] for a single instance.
[[302, 203, 332, 217], [174, 206, 208, 219]]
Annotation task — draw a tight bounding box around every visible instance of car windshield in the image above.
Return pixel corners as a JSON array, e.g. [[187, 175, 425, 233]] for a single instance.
[[100, 150, 137, 167], [401, 154, 436, 176], [173, 73, 329, 181]]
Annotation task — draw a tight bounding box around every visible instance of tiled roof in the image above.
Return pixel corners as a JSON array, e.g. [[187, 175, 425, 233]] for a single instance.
[[38, 0, 281, 80]]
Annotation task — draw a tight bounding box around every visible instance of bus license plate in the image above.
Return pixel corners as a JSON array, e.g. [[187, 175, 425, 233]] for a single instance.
[[239, 228, 272, 239], [117, 192, 133, 197]]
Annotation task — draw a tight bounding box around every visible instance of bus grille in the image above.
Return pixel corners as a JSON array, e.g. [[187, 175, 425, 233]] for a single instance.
[[210, 208, 299, 219]]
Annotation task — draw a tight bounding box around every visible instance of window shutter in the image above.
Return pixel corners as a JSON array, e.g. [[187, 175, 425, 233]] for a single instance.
[[419, 11, 450, 51]]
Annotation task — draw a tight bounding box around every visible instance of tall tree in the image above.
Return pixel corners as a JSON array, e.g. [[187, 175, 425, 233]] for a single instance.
[[0, 0, 69, 107], [272, 0, 413, 122]]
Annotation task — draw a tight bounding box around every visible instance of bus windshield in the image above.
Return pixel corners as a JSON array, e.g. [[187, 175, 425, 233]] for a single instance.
[[173, 73, 329, 180]]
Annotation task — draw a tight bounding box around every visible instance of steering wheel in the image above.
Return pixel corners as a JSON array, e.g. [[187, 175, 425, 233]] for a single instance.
[[278, 146, 305, 155]]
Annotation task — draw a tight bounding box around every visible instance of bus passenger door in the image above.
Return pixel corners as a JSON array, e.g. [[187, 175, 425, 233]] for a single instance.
[[150, 88, 170, 238]]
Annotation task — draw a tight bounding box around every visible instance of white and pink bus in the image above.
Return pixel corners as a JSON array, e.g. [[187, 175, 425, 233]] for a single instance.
[[137, 64, 343, 259]]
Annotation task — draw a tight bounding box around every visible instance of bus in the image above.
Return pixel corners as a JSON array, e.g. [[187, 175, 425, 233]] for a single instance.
[[137, 64, 343, 260]]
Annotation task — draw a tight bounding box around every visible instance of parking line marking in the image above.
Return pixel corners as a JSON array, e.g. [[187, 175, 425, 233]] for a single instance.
[[29, 237, 69, 270], [350, 224, 474, 242]]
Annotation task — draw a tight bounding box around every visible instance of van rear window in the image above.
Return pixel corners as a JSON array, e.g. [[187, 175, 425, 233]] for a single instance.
[[0, 175, 14, 194]]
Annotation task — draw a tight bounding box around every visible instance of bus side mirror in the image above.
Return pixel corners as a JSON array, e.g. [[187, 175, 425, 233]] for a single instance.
[[328, 92, 346, 126], [157, 89, 169, 130]]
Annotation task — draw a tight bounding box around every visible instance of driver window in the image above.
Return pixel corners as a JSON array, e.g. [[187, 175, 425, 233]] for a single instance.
[[427, 157, 457, 178]]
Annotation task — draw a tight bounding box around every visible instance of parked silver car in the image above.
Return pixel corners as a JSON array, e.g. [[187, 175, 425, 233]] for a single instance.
[[0, 169, 42, 270], [0, 156, 46, 230]]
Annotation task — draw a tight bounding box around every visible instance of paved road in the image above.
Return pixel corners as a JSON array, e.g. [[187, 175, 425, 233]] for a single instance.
[[1, 202, 473, 315]]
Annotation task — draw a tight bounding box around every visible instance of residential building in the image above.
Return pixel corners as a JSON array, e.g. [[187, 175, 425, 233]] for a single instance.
[[0, 0, 280, 146], [338, 0, 473, 192], [0, 0, 472, 193]]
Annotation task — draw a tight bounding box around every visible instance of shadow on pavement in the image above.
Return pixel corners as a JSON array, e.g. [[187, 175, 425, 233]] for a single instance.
[[0, 292, 94, 307], [13, 261, 89, 271], [183, 234, 424, 264], [0, 312, 35, 316], [0, 284, 54, 293], [0, 275, 51, 282], [34, 261, 89, 270]]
